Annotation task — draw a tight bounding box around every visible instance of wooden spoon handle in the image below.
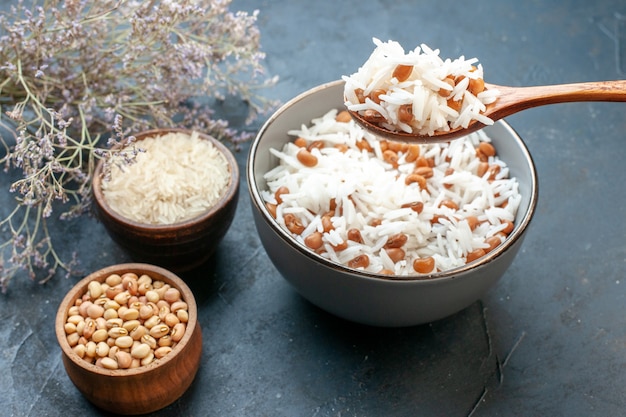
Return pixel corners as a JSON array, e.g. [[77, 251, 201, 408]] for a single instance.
[[488, 80, 626, 120]]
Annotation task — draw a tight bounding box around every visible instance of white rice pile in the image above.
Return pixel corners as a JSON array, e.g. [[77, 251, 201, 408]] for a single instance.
[[261, 109, 521, 276], [102, 131, 230, 225], [343, 38, 500, 136]]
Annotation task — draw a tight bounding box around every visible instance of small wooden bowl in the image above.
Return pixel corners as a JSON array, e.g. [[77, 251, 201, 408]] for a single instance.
[[55, 263, 202, 415], [92, 128, 239, 272]]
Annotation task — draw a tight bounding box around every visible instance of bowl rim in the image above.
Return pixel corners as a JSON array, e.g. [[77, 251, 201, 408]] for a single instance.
[[247, 79, 538, 284], [92, 128, 240, 231], [55, 263, 199, 377]]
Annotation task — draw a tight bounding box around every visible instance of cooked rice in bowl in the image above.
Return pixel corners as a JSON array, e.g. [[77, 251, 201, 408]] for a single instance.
[[260, 108, 521, 277]]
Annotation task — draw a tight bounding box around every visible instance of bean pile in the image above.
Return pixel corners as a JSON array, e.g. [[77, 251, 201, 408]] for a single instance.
[[63, 272, 189, 370]]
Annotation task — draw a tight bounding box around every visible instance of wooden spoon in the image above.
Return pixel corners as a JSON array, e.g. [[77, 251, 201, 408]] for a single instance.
[[348, 80, 626, 143]]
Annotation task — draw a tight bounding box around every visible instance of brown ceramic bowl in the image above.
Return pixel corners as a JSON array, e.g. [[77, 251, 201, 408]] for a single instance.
[[92, 128, 239, 272], [55, 263, 202, 415]]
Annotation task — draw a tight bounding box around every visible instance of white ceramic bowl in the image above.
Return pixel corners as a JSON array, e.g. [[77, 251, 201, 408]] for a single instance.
[[247, 80, 538, 327]]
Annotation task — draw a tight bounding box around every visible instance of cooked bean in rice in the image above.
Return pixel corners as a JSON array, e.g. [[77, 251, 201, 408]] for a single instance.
[[343, 38, 500, 136], [261, 109, 521, 276], [102, 131, 230, 225]]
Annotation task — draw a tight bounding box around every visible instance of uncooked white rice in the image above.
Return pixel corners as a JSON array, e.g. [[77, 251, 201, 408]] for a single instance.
[[343, 38, 500, 136], [261, 109, 521, 276], [102, 131, 230, 225]]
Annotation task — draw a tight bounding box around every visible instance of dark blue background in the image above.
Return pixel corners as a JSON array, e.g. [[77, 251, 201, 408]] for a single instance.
[[1, 1, 625, 416]]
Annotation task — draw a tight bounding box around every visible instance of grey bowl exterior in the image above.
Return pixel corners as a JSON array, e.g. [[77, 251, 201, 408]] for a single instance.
[[247, 80, 538, 327]]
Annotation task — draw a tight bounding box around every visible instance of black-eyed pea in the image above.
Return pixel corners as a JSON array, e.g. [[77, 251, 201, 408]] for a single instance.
[[115, 335, 134, 349], [176, 309, 189, 323], [108, 345, 119, 359], [145, 290, 160, 304], [154, 284, 170, 300], [164, 288, 181, 304], [158, 305, 170, 321], [113, 291, 131, 306], [68, 305, 80, 316], [103, 308, 118, 320], [105, 284, 123, 300], [171, 323, 186, 343], [75, 320, 85, 335], [119, 307, 139, 321], [91, 329, 108, 343], [78, 300, 92, 318], [106, 337, 116, 347], [137, 282, 151, 296], [164, 313, 179, 328], [152, 280, 165, 290], [149, 324, 170, 339], [95, 317, 107, 330], [73, 344, 86, 359], [100, 357, 118, 370], [122, 319, 140, 333], [170, 301, 188, 314], [82, 318, 96, 339], [116, 351, 132, 369], [78, 336, 88, 346], [106, 318, 123, 329], [96, 341, 110, 357], [108, 327, 128, 339], [131, 343, 152, 360], [141, 334, 158, 350], [130, 325, 148, 341], [64, 322, 77, 335], [88, 280, 104, 300], [154, 346, 172, 359], [137, 274, 152, 287], [140, 351, 155, 366], [143, 315, 161, 330], [66, 332, 80, 347], [130, 358, 141, 369], [158, 335, 172, 347], [66, 314, 83, 326], [103, 299, 120, 311], [85, 341, 97, 358], [139, 304, 155, 320], [105, 273, 122, 287]]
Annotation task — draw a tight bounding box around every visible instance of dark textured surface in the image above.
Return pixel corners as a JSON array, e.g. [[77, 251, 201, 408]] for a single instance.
[[1, 1, 626, 416]]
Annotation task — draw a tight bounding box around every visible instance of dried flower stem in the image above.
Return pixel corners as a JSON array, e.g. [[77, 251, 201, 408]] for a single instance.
[[0, 0, 278, 292]]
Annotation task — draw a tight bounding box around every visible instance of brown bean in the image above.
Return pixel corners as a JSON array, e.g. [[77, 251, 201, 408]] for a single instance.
[[413, 166, 433, 178], [413, 257, 435, 274], [368, 88, 386, 104], [274, 186, 289, 204], [405, 144, 420, 162], [501, 220, 515, 234], [438, 77, 455, 97], [392, 64, 413, 82], [398, 104, 413, 123], [383, 150, 399, 168], [304, 232, 324, 250], [478, 142, 496, 158], [468, 77, 485, 96], [283, 213, 305, 235], [293, 137, 307, 148], [466, 215, 479, 231], [485, 236, 502, 252], [297, 148, 318, 167], [447, 97, 462, 112], [440, 199, 459, 210], [362, 109, 385, 123], [385, 248, 406, 263], [477, 161, 489, 177], [405, 173, 427, 190], [335, 110, 352, 123], [321, 215, 334, 233], [347, 228, 364, 243], [384, 233, 408, 249], [466, 248, 486, 263], [356, 139, 373, 152], [348, 254, 370, 269], [265, 202, 277, 218], [401, 201, 424, 214]]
